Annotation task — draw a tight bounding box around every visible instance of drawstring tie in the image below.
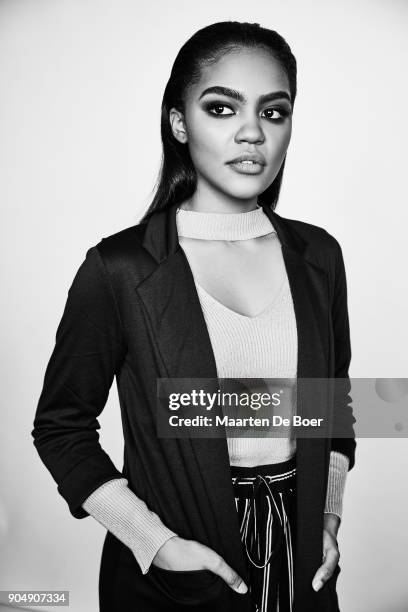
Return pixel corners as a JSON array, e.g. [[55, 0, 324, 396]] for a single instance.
[[241, 474, 284, 569]]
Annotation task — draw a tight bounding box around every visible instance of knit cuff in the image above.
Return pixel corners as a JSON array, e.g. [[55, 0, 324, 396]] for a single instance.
[[324, 451, 350, 520], [82, 478, 178, 575]]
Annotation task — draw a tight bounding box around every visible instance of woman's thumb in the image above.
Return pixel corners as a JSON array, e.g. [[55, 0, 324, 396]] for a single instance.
[[209, 557, 248, 594]]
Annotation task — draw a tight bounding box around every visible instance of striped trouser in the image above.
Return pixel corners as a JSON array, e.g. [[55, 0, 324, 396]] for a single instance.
[[231, 454, 297, 612]]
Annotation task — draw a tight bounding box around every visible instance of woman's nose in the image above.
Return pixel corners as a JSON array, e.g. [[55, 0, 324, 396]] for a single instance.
[[234, 117, 265, 145]]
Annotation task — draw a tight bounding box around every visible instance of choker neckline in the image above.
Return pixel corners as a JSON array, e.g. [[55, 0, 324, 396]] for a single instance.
[[176, 204, 276, 241]]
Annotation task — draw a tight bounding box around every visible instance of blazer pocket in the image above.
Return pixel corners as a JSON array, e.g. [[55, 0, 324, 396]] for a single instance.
[[149, 565, 224, 605]]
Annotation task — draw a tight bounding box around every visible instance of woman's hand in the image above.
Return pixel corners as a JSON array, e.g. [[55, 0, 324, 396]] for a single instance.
[[312, 514, 341, 592], [151, 536, 248, 595]]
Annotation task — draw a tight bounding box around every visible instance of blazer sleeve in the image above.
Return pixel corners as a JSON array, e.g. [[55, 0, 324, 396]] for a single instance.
[[31, 245, 127, 519], [329, 237, 357, 471]]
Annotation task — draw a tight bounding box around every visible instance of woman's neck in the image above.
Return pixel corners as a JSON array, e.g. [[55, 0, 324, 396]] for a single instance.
[[180, 190, 259, 214]]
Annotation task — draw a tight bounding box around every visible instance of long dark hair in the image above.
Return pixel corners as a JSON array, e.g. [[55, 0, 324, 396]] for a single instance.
[[140, 21, 297, 223]]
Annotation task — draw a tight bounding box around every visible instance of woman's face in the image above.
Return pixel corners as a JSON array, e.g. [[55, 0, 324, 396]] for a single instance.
[[170, 47, 293, 206]]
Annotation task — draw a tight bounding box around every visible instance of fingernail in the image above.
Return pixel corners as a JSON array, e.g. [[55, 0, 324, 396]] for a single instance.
[[313, 580, 323, 592], [236, 582, 248, 594]]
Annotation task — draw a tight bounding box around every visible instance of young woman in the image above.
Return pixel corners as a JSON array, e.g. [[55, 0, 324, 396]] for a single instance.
[[32, 21, 356, 612]]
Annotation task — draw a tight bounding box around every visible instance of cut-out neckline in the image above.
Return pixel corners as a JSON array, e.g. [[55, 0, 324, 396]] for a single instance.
[[196, 277, 289, 320]]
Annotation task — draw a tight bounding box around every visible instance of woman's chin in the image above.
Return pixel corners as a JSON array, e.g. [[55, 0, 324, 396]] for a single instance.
[[220, 176, 272, 200], [222, 187, 268, 201]]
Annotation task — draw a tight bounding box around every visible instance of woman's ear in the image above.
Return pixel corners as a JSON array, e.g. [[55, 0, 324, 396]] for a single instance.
[[169, 108, 188, 144]]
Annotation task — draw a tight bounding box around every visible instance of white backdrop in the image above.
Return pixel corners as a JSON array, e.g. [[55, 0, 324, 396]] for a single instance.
[[1, 1, 407, 611]]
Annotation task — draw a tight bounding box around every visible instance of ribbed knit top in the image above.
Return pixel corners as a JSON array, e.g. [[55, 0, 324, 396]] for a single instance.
[[176, 204, 298, 465]]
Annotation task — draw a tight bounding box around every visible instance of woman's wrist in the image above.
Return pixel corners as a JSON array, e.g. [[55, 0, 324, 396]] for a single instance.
[[323, 512, 341, 538]]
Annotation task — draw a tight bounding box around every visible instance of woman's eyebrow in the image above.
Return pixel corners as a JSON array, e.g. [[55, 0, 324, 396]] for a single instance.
[[198, 86, 291, 105]]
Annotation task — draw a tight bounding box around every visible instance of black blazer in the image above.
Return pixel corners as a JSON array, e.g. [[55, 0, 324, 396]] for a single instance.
[[32, 201, 356, 612]]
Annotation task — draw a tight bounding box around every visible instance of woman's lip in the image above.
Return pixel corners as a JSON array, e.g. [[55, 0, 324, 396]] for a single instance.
[[227, 161, 265, 175]]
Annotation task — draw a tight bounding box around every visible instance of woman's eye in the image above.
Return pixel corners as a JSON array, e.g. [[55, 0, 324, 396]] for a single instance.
[[206, 104, 234, 116], [262, 107, 290, 121]]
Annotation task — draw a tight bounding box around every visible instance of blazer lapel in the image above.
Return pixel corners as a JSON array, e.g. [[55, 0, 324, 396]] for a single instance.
[[136, 202, 331, 588]]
